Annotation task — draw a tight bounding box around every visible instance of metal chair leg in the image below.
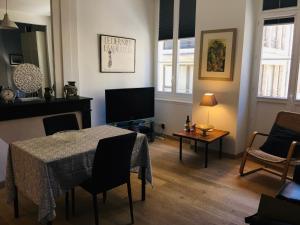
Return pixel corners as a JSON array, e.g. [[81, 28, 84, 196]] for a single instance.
[[71, 188, 75, 216], [14, 186, 19, 219], [127, 180, 134, 224], [65, 192, 69, 220], [92, 195, 99, 225]]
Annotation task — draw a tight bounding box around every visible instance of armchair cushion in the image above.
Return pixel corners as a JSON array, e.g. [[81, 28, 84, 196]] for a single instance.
[[260, 124, 300, 158]]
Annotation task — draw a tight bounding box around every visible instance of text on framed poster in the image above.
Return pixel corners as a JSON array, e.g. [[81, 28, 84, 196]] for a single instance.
[[100, 35, 136, 73]]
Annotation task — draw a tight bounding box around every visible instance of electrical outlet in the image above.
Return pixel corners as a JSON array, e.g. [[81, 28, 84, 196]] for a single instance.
[[161, 123, 165, 130]]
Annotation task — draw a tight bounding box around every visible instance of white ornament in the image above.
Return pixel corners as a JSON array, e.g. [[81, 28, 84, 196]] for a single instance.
[[13, 63, 43, 93]]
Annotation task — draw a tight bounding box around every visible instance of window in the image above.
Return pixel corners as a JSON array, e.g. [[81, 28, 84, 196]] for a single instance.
[[296, 51, 300, 99], [157, 40, 173, 92], [263, 0, 297, 11], [257, 17, 294, 99], [176, 38, 195, 94], [157, 0, 196, 98]]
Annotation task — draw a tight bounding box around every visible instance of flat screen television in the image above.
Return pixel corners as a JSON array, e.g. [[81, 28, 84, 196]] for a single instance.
[[105, 87, 155, 123]]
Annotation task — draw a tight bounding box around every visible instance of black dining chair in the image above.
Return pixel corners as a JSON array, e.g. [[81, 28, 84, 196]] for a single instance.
[[43, 113, 79, 136], [43, 113, 79, 219], [80, 132, 137, 225]]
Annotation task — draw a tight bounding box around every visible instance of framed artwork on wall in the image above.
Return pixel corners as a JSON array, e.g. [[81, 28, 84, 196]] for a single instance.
[[99, 34, 136, 73], [199, 28, 237, 81]]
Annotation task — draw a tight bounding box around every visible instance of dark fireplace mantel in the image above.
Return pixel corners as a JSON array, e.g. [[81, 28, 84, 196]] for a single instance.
[[0, 97, 92, 128]]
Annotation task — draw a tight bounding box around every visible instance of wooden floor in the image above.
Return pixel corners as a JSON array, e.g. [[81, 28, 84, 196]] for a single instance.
[[0, 138, 284, 225]]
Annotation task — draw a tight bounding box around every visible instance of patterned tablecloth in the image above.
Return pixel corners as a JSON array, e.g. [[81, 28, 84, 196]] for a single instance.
[[6, 125, 152, 224]]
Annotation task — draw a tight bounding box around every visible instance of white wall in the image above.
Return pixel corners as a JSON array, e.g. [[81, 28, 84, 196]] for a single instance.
[[192, 0, 256, 155], [155, 100, 192, 135], [76, 0, 155, 126], [236, 0, 258, 154]]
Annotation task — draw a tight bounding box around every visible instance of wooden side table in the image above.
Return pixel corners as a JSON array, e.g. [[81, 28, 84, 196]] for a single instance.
[[173, 129, 229, 168]]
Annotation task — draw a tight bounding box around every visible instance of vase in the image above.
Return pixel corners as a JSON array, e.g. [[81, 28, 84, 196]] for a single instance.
[[44, 87, 53, 101], [64, 81, 78, 99]]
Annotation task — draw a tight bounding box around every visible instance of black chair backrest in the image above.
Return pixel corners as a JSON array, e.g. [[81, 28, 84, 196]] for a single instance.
[[43, 113, 79, 136], [92, 132, 137, 191]]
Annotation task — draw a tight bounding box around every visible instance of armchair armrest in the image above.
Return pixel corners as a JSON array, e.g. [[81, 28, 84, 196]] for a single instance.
[[247, 131, 269, 148], [286, 141, 299, 162]]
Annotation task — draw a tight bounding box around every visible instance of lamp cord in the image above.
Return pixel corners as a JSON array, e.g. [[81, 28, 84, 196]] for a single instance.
[[207, 109, 210, 125]]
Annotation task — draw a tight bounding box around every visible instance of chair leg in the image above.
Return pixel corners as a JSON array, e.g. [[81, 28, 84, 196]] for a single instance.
[[71, 188, 75, 216], [92, 195, 99, 225], [65, 192, 69, 220], [127, 180, 134, 224], [14, 186, 19, 219], [103, 191, 107, 203], [239, 151, 248, 176]]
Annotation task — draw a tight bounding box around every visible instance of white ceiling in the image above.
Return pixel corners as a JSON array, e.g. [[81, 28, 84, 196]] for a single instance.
[[0, 0, 50, 16]]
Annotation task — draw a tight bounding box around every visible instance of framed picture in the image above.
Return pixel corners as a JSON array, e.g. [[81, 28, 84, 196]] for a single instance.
[[9, 54, 24, 65], [99, 34, 136, 73], [199, 28, 237, 81]]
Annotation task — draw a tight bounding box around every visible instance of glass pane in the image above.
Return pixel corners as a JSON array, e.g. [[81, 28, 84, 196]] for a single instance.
[[176, 38, 194, 94], [257, 21, 294, 99], [157, 40, 173, 92]]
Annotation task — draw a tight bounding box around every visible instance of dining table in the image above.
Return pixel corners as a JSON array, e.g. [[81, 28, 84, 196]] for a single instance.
[[5, 125, 152, 225]]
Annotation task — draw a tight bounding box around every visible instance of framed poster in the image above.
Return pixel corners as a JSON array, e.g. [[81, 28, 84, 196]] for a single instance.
[[199, 28, 237, 81], [100, 35, 136, 73]]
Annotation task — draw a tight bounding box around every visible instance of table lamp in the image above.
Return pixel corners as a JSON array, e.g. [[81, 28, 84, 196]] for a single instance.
[[199, 93, 218, 136]]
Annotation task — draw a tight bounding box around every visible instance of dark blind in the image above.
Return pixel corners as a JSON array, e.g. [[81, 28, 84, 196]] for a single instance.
[[178, 0, 196, 39], [264, 17, 295, 25], [263, 0, 297, 10], [159, 0, 174, 40]]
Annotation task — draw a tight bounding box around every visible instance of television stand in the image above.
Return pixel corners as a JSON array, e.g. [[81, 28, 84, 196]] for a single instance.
[[115, 119, 155, 142]]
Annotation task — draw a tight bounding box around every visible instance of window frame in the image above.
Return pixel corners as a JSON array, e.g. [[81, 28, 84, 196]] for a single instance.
[[155, 0, 195, 103], [254, 4, 300, 102]]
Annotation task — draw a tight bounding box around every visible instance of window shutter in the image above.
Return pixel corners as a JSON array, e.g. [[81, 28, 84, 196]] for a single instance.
[[263, 0, 297, 10], [159, 0, 174, 41], [178, 0, 196, 39], [264, 17, 295, 26]]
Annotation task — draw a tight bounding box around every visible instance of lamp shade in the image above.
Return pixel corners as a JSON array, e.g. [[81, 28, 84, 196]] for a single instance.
[[0, 13, 18, 29], [200, 93, 218, 106]]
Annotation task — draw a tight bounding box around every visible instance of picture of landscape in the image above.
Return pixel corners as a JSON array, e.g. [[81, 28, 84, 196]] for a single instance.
[[207, 39, 226, 72]]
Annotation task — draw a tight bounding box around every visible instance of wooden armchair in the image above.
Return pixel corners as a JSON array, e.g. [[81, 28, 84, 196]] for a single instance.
[[240, 111, 300, 183]]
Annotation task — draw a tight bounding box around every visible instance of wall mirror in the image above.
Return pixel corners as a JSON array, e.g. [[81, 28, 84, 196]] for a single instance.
[[0, 0, 53, 101]]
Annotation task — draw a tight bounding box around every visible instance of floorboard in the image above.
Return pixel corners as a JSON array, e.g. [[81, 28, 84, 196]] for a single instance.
[[0, 138, 283, 225]]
